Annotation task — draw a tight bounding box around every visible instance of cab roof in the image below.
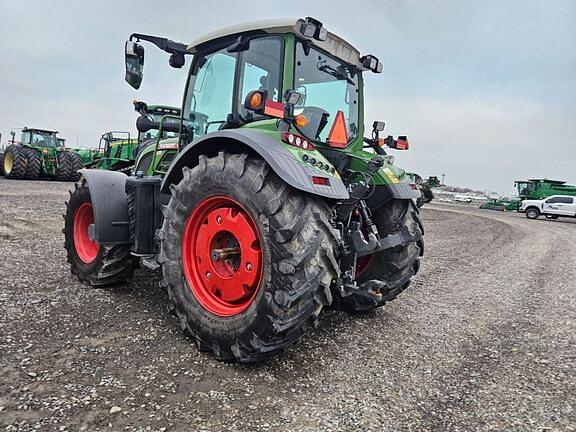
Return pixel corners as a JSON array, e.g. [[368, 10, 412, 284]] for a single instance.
[[22, 127, 58, 134], [187, 18, 365, 69]]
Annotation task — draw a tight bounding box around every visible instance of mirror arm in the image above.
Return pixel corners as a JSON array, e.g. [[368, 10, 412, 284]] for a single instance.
[[129, 33, 188, 55]]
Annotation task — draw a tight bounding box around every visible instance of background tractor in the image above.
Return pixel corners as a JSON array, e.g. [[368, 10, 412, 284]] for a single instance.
[[63, 18, 424, 362], [2, 128, 82, 181], [407, 173, 440, 207], [85, 101, 181, 172]]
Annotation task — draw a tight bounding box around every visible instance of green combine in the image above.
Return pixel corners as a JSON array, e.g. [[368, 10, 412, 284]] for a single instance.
[[515, 179, 576, 200], [2, 128, 83, 181], [479, 179, 576, 212], [63, 18, 424, 362]]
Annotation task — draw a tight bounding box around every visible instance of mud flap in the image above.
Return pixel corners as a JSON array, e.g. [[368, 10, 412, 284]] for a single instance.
[[79, 169, 130, 245]]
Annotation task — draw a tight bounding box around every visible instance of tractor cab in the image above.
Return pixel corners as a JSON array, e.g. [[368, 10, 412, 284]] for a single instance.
[[20, 128, 60, 150], [124, 17, 411, 175], [123, 18, 415, 193]]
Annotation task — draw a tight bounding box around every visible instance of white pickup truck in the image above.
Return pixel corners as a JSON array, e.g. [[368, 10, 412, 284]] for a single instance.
[[520, 195, 576, 220]]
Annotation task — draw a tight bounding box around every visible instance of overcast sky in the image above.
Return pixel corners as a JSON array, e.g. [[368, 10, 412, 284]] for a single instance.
[[1, 0, 575, 194]]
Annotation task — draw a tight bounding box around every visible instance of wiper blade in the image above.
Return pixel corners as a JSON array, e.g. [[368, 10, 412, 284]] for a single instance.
[[317, 63, 354, 84]]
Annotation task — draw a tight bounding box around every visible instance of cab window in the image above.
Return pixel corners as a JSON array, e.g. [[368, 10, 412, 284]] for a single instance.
[[185, 36, 283, 136], [546, 197, 573, 204], [188, 50, 238, 135], [237, 37, 283, 117]]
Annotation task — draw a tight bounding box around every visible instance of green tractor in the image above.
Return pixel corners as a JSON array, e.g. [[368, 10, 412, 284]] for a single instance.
[[2, 128, 82, 181], [63, 18, 424, 362], [85, 101, 181, 172], [407, 173, 439, 207]]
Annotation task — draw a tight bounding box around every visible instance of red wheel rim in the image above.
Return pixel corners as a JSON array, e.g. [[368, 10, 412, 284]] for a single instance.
[[182, 196, 263, 317], [73, 202, 98, 264]]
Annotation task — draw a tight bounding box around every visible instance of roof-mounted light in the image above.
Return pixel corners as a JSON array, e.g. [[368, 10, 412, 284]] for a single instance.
[[360, 54, 383, 73], [298, 17, 328, 42]]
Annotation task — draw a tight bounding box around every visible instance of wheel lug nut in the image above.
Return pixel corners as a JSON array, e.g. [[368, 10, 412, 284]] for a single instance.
[[216, 216, 222, 224], [246, 263, 252, 271], [206, 272, 212, 279]]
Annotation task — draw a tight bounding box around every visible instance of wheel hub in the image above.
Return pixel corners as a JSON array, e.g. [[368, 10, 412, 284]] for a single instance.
[[73, 203, 99, 264], [4, 152, 13, 174], [182, 196, 263, 316]]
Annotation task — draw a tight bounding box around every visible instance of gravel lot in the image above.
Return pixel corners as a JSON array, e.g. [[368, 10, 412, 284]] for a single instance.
[[1, 178, 575, 431]]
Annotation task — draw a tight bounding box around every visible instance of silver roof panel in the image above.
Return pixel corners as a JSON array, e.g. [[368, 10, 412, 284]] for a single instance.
[[187, 18, 365, 69]]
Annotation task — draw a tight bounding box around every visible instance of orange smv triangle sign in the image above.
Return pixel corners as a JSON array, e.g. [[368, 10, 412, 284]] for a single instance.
[[328, 110, 348, 148]]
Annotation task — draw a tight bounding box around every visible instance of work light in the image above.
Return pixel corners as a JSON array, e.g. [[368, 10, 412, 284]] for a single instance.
[[298, 17, 328, 42], [360, 55, 383, 73]]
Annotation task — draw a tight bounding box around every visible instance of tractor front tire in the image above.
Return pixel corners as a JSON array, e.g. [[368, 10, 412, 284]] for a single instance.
[[63, 182, 138, 286], [158, 152, 338, 362], [22, 148, 42, 179], [56, 152, 72, 181], [3, 145, 27, 179], [332, 199, 423, 312]]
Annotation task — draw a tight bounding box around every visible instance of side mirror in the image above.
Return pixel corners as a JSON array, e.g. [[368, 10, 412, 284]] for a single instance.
[[125, 41, 145, 89]]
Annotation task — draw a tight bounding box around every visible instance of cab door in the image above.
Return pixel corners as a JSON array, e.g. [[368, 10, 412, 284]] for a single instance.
[[543, 196, 574, 216]]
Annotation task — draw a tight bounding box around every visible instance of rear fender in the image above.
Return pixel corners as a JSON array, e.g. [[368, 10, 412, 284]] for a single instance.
[[80, 169, 130, 245], [160, 129, 349, 200]]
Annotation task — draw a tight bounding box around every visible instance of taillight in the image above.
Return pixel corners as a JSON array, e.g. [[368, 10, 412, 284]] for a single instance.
[[312, 176, 330, 186], [410, 183, 419, 190], [281, 132, 315, 151]]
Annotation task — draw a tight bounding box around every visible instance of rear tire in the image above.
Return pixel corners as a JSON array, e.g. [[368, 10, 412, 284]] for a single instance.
[[68, 152, 84, 181], [158, 152, 339, 362], [526, 208, 540, 219], [3, 145, 26, 179], [22, 148, 42, 179], [56, 152, 72, 181], [422, 189, 434, 204], [63, 182, 139, 286], [331, 200, 423, 312]]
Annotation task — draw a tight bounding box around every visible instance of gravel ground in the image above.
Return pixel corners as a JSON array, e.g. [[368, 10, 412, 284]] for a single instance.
[[0, 178, 575, 431]]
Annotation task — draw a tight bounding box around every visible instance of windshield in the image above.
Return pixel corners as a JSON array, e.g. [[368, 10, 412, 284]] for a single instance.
[[293, 41, 359, 144], [22, 130, 58, 148]]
